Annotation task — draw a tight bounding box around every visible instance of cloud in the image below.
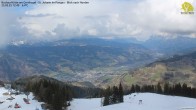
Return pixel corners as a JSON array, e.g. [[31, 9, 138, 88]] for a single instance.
[[0, 9, 9, 47], [53, 24, 80, 39], [1, 0, 196, 44], [0, 8, 30, 47]]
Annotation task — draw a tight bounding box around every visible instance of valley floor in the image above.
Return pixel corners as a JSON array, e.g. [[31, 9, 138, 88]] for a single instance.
[[68, 93, 196, 110]]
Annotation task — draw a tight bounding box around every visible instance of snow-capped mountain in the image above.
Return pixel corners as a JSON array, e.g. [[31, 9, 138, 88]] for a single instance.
[[8, 40, 27, 46]]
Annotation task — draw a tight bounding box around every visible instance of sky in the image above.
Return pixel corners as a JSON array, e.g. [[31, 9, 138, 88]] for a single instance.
[[0, 0, 196, 46]]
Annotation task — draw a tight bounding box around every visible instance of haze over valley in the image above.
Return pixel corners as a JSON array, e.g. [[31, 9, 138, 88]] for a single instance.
[[1, 37, 196, 87]]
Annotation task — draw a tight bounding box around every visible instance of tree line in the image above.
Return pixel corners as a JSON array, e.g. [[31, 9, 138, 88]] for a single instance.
[[11, 75, 104, 110], [129, 82, 196, 98], [103, 82, 196, 107], [103, 83, 124, 106], [25, 79, 73, 110]]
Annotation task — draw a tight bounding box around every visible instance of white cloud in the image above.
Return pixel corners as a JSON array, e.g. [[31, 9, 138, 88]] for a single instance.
[[1, 0, 196, 43], [0, 8, 30, 46]]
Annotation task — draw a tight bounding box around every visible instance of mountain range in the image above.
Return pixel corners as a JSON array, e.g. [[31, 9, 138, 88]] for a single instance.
[[119, 51, 196, 88], [143, 36, 196, 55], [1, 37, 196, 87], [0, 38, 158, 84]]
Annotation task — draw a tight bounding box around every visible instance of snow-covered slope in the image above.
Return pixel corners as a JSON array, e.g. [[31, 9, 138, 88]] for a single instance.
[[0, 87, 43, 110], [68, 93, 196, 110], [2, 86, 196, 110]]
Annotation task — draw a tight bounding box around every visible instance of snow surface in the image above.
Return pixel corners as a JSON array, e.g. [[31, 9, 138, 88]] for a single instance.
[[68, 93, 196, 110], [1, 86, 196, 110], [0, 87, 43, 110]]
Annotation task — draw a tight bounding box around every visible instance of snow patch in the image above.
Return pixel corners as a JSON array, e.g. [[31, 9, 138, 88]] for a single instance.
[[68, 93, 196, 110], [0, 87, 43, 110]]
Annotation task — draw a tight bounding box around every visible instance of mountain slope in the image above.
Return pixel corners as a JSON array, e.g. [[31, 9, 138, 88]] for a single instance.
[[0, 54, 36, 81], [143, 36, 196, 55], [121, 51, 196, 87], [0, 38, 158, 85], [13, 75, 103, 98]]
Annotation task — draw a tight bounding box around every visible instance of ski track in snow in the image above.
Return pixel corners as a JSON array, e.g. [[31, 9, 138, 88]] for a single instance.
[[68, 93, 196, 110]]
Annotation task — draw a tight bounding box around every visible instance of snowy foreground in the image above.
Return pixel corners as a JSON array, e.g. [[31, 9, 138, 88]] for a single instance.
[[1, 86, 196, 110], [68, 93, 196, 110], [0, 87, 42, 110]]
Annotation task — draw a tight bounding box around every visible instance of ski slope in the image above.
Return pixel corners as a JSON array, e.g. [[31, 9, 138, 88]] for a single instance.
[[1, 86, 196, 110], [68, 93, 196, 110], [0, 87, 43, 110]]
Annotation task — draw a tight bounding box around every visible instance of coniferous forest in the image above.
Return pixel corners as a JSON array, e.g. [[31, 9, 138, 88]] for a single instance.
[[11, 75, 104, 110], [103, 83, 124, 106], [128, 82, 196, 98], [11, 75, 196, 109], [103, 82, 196, 106], [25, 80, 72, 110]]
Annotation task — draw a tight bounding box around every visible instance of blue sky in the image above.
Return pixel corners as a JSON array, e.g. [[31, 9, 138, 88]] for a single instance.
[[0, 0, 196, 46]]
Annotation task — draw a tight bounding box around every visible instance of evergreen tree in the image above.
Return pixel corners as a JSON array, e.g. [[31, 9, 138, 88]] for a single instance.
[[24, 79, 72, 110], [103, 87, 110, 106], [174, 83, 182, 96], [52, 90, 62, 110], [103, 84, 124, 106], [111, 86, 118, 104], [103, 95, 109, 106], [156, 82, 163, 94], [135, 84, 141, 92], [128, 82, 196, 99], [182, 83, 187, 96], [164, 82, 169, 95], [130, 85, 135, 93], [118, 83, 124, 102]]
